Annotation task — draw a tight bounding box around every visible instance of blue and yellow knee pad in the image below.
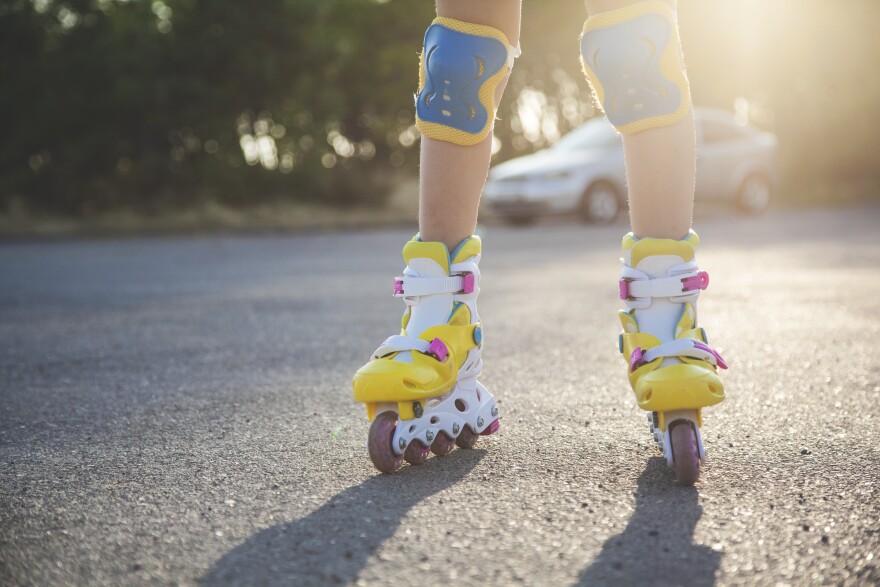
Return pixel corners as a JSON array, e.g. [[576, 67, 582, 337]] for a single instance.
[[580, 0, 690, 134], [416, 17, 515, 146]]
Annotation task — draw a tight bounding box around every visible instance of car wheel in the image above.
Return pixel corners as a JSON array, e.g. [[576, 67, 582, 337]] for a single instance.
[[736, 174, 772, 215], [580, 181, 620, 224]]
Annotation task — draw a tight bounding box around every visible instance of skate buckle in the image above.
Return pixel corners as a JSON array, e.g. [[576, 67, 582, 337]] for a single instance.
[[681, 271, 709, 293], [393, 278, 404, 296], [629, 346, 646, 372], [619, 278, 635, 301], [693, 341, 728, 370], [459, 272, 475, 294], [424, 338, 449, 363]]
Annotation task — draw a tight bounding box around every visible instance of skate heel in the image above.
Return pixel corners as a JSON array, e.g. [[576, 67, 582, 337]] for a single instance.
[[618, 231, 726, 484], [648, 409, 706, 485]]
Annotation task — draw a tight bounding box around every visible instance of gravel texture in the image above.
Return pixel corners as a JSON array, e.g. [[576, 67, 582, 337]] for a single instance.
[[1, 206, 878, 586]]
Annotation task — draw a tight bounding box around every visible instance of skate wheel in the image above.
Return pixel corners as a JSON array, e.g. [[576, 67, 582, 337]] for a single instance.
[[430, 432, 456, 456], [480, 419, 500, 436], [669, 421, 701, 485], [454, 425, 480, 449], [367, 411, 403, 474], [403, 440, 431, 465]]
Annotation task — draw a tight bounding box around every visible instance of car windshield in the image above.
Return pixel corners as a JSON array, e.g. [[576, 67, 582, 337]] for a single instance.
[[552, 119, 621, 151]]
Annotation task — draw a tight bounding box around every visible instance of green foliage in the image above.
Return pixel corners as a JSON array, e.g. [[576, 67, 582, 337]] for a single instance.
[[0, 0, 434, 215], [2, 0, 878, 219]]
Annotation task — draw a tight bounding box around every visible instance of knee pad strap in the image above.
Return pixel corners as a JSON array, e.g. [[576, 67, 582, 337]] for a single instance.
[[416, 17, 515, 146], [580, 1, 690, 134]]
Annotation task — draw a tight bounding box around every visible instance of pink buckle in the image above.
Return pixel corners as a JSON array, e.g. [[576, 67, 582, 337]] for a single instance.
[[619, 278, 633, 301], [393, 278, 404, 296], [629, 346, 646, 372], [681, 271, 709, 292], [460, 273, 475, 294], [425, 338, 448, 363], [694, 341, 728, 370]]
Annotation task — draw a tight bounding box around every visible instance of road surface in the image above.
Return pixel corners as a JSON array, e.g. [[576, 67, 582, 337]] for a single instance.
[[1, 205, 878, 585]]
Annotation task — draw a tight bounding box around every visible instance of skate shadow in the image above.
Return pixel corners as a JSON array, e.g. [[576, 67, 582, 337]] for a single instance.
[[573, 458, 722, 587], [203, 450, 485, 586]]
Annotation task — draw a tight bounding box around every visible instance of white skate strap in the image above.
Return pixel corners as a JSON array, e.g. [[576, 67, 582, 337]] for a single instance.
[[372, 335, 448, 362], [629, 338, 728, 372], [394, 273, 474, 297], [620, 267, 709, 302]]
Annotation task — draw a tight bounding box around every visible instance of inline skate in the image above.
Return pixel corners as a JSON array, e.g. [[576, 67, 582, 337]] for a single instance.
[[617, 230, 727, 484], [353, 235, 498, 473]]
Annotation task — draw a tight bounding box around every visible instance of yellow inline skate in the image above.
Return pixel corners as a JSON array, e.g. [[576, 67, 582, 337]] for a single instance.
[[617, 231, 727, 484], [353, 235, 498, 473]]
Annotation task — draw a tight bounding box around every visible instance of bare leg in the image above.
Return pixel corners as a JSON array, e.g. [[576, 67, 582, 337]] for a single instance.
[[419, 0, 522, 249], [584, 1, 724, 485], [583, 0, 695, 239]]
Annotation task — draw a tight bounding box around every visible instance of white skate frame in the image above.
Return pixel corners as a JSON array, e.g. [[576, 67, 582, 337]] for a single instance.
[[373, 348, 498, 455], [651, 409, 706, 466]]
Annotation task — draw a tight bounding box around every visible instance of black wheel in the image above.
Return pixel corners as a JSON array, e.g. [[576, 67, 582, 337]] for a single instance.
[[430, 432, 456, 456], [735, 174, 772, 215], [367, 412, 403, 473], [454, 425, 480, 449], [669, 421, 701, 485], [580, 181, 621, 224], [403, 440, 430, 465]]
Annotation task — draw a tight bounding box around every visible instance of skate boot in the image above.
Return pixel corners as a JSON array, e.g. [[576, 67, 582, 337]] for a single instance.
[[353, 235, 498, 473], [617, 230, 727, 484]]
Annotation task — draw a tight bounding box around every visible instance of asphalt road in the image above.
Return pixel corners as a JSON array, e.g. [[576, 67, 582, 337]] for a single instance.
[[1, 205, 879, 586]]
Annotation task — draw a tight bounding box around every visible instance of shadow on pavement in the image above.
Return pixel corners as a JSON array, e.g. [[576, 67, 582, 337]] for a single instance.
[[203, 450, 485, 586], [574, 457, 722, 587]]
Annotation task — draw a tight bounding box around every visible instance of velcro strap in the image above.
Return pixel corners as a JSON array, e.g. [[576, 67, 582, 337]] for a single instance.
[[372, 335, 448, 362], [394, 273, 474, 297], [620, 270, 708, 301], [630, 338, 727, 372]]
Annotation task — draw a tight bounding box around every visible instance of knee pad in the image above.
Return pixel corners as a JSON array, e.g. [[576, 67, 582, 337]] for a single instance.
[[580, 1, 690, 134], [416, 17, 518, 146]]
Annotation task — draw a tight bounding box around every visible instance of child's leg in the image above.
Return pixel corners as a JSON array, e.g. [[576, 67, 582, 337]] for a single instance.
[[621, 110, 695, 239], [579, 0, 725, 484], [583, 0, 694, 239], [419, 0, 521, 249], [353, 1, 520, 473]]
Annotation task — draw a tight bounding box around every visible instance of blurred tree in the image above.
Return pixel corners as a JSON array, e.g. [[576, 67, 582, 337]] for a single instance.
[[1, 0, 878, 219], [0, 0, 434, 216]]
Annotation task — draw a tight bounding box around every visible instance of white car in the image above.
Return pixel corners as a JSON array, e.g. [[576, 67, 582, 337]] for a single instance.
[[484, 108, 779, 225]]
